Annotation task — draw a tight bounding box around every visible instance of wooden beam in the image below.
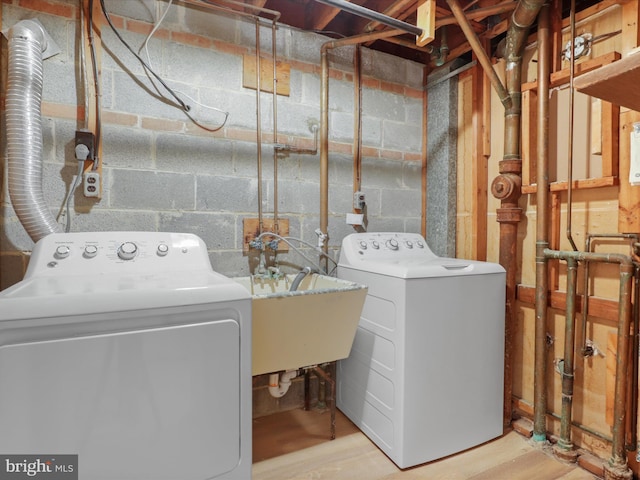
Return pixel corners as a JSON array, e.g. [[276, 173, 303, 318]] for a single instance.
[[416, 0, 436, 46], [472, 59, 488, 260], [618, 110, 640, 233], [517, 285, 621, 324]]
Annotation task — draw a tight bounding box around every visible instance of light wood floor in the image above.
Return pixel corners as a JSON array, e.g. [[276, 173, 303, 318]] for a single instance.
[[253, 409, 600, 480]]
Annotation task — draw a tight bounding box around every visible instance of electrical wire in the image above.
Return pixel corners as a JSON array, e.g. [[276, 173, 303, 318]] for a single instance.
[[98, 0, 190, 112], [58, 161, 86, 232], [88, 0, 101, 166], [138, 0, 230, 131]]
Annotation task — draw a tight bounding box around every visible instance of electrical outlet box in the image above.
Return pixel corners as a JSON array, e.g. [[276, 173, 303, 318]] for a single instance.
[[75, 129, 95, 161], [353, 191, 366, 210], [83, 172, 100, 198]]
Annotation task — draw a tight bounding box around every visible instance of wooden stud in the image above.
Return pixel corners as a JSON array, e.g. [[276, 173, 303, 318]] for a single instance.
[[472, 61, 488, 260], [416, 0, 436, 47], [242, 218, 290, 253], [601, 101, 620, 178]]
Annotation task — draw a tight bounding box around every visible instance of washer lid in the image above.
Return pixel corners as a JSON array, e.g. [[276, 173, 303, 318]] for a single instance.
[[338, 232, 505, 278], [0, 232, 250, 320]]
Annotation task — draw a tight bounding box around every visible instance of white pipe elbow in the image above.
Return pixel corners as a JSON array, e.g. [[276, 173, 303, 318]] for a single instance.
[[268, 370, 298, 398]]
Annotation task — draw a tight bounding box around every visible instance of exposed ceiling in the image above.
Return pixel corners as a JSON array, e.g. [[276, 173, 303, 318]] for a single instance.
[[213, 0, 605, 66]]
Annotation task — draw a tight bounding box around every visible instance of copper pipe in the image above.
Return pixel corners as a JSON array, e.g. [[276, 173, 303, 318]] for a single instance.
[[421, 65, 428, 238], [445, 0, 512, 110], [544, 250, 634, 478], [353, 45, 362, 206], [272, 20, 279, 233], [533, 2, 551, 443], [557, 257, 578, 454], [566, 0, 577, 251], [319, 28, 406, 261], [256, 20, 264, 232]]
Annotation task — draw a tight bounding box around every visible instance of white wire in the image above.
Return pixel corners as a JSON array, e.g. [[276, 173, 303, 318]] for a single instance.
[[58, 161, 86, 232], [140, 0, 229, 129]]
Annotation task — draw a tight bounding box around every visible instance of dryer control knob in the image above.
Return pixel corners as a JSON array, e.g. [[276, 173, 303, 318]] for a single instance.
[[157, 244, 169, 257], [55, 245, 71, 259], [405, 240, 414, 249], [386, 239, 399, 250], [359, 240, 368, 250], [84, 245, 98, 258], [371, 241, 380, 249], [117, 242, 138, 260]]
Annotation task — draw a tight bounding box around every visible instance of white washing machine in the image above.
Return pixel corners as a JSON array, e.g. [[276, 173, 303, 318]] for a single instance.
[[0, 232, 251, 480], [337, 232, 505, 469]]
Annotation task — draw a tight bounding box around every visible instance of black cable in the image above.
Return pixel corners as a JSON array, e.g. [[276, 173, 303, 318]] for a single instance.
[[88, 0, 101, 165], [98, 0, 190, 113]]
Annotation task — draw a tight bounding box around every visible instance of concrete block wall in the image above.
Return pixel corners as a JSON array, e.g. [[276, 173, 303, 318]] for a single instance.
[[0, 0, 425, 291]]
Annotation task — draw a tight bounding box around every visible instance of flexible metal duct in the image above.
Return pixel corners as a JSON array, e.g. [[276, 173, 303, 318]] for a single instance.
[[6, 19, 62, 242]]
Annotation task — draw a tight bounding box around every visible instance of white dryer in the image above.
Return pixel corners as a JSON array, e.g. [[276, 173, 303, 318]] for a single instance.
[[0, 232, 251, 480], [337, 232, 505, 469]]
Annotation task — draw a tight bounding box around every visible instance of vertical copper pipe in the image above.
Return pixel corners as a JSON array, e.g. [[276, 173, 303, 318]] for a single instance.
[[320, 46, 329, 266], [609, 262, 634, 474], [566, 0, 578, 251], [422, 65, 428, 238], [533, 3, 550, 443], [256, 20, 264, 232], [272, 21, 279, 232], [557, 257, 578, 454], [353, 45, 362, 203]]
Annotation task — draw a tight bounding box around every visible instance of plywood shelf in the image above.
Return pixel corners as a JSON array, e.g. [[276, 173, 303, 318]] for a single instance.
[[573, 50, 640, 112]]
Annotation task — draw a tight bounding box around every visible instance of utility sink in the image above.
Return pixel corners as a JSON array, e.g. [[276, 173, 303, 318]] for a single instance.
[[233, 274, 367, 376]]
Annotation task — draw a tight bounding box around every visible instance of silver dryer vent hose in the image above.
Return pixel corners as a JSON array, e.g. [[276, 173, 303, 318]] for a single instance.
[[7, 20, 62, 242]]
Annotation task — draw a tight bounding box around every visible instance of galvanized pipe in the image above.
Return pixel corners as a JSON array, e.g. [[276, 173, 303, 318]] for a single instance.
[[312, 0, 423, 36], [445, 0, 512, 110], [533, 2, 551, 443]]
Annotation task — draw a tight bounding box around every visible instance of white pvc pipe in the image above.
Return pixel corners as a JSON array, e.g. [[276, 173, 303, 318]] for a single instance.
[[7, 20, 62, 242], [268, 370, 298, 398]]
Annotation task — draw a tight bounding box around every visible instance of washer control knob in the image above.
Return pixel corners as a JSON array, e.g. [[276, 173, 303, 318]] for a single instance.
[[359, 240, 368, 250], [55, 245, 71, 259], [386, 239, 399, 250], [157, 244, 169, 257], [405, 240, 413, 249], [416, 241, 425, 248], [84, 245, 98, 258], [117, 242, 138, 260], [371, 240, 380, 249]]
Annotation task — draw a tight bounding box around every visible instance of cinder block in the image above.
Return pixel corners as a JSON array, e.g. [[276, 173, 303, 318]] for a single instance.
[[165, 43, 242, 90], [159, 211, 236, 250], [156, 133, 234, 175], [111, 169, 195, 210], [196, 175, 257, 212], [363, 89, 405, 123], [71, 210, 158, 233], [362, 157, 404, 189], [103, 125, 154, 169], [208, 250, 250, 278], [381, 188, 421, 217], [383, 120, 422, 152]]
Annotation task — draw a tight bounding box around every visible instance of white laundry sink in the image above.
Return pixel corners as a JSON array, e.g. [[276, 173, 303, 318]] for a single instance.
[[233, 274, 367, 376]]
